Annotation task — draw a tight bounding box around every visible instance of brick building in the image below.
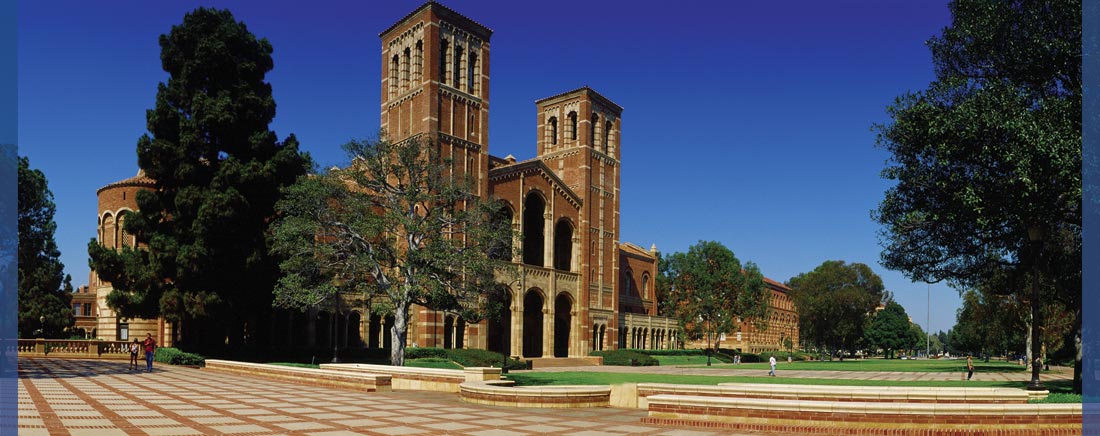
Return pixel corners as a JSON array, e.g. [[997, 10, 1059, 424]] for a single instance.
[[90, 1, 797, 358], [70, 285, 97, 338], [91, 170, 174, 346]]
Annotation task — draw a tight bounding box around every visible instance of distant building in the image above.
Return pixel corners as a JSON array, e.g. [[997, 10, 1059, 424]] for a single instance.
[[70, 285, 97, 338], [683, 278, 800, 354]]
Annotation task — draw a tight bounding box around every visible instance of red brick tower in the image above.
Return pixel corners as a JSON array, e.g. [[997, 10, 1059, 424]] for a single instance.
[[93, 169, 173, 346], [379, 2, 493, 347], [534, 87, 624, 348]]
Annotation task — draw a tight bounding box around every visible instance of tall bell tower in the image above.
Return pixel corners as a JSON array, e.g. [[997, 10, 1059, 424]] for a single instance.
[[379, 1, 492, 199], [380, 2, 493, 348]]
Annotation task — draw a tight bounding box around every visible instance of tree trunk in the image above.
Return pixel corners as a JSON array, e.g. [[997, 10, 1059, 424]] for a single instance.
[[1074, 317, 1082, 394], [1025, 317, 1033, 369], [389, 302, 410, 367]]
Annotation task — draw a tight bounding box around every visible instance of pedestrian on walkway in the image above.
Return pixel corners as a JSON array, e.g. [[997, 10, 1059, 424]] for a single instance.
[[769, 354, 777, 376], [129, 338, 140, 371], [143, 334, 157, 372], [966, 355, 974, 380]]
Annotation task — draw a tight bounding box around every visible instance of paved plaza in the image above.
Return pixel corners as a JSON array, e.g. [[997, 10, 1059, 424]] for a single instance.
[[18, 358, 741, 436]]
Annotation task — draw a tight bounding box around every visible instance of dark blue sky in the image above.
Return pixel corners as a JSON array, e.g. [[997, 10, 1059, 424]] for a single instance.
[[19, 1, 960, 334]]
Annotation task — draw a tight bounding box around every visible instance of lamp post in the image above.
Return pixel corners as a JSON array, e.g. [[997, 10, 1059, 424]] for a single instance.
[[927, 283, 930, 359], [1026, 226, 1045, 391]]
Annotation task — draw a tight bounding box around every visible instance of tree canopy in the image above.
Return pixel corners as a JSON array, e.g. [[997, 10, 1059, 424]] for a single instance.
[[873, 0, 1081, 391], [863, 301, 913, 359], [88, 7, 310, 351], [18, 156, 73, 338], [271, 135, 511, 366], [664, 240, 769, 363], [787, 260, 884, 358]]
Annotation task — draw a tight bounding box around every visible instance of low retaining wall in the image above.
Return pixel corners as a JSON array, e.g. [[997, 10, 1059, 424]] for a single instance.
[[630, 383, 1034, 408], [204, 360, 391, 392], [320, 363, 501, 393], [643, 394, 1082, 435], [17, 339, 131, 360], [460, 381, 610, 408]]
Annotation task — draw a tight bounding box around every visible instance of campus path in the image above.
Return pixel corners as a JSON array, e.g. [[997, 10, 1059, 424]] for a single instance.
[[18, 358, 746, 436], [522, 362, 1076, 383]]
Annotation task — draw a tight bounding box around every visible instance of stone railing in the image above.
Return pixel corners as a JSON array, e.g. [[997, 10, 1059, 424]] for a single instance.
[[17, 339, 132, 360]]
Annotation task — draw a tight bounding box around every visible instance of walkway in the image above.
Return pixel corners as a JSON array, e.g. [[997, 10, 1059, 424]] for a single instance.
[[18, 358, 744, 436], [522, 363, 1076, 383]]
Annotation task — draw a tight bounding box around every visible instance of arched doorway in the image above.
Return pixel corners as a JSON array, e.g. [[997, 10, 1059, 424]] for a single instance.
[[523, 194, 545, 266], [368, 314, 381, 348], [443, 316, 455, 349], [523, 289, 544, 357], [554, 294, 572, 357], [347, 312, 362, 348], [487, 289, 512, 355]]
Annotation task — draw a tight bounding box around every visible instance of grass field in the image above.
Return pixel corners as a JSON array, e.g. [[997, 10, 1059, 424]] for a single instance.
[[684, 358, 1042, 373]]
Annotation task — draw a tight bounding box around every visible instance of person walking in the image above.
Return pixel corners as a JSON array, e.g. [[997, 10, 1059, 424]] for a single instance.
[[128, 338, 140, 371], [769, 354, 777, 376], [143, 333, 157, 373], [966, 355, 974, 381]]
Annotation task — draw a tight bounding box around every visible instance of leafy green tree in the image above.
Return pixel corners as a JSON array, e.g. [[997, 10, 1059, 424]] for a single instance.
[[665, 240, 769, 365], [873, 0, 1080, 391], [863, 301, 912, 358], [654, 253, 673, 317], [88, 8, 310, 351], [787, 260, 883, 359], [271, 135, 510, 367], [18, 156, 73, 338]]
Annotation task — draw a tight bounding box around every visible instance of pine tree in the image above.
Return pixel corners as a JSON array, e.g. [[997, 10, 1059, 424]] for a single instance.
[[18, 156, 73, 338]]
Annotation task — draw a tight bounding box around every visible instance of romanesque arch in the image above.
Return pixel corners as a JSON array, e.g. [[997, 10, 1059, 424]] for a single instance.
[[522, 288, 544, 357], [553, 218, 573, 271], [553, 293, 573, 357], [487, 287, 513, 355], [522, 193, 546, 266]]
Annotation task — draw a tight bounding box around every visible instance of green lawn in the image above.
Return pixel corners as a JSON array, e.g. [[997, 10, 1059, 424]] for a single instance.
[[652, 355, 714, 366], [686, 358, 1038, 373], [404, 358, 463, 370]]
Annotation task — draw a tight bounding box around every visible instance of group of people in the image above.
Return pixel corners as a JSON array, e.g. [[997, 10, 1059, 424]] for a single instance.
[[128, 333, 157, 372]]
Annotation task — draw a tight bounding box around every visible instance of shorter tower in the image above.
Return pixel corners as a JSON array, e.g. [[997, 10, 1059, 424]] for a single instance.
[[93, 169, 173, 346]]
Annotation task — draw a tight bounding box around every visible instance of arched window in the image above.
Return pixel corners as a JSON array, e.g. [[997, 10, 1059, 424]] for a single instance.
[[390, 55, 399, 97], [439, 40, 449, 85], [453, 45, 463, 88], [468, 52, 478, 95], [548, 117, 558, 145], [522, 193, 545, 266], [604, 120, 613, 154], [591, 113, 599, 147], [489, 203, 513, 261], [402, 47, 411, 91], [567, 111, 578, 140], [642, 274, 650, 299], [414, 40, 423, 83], [553, 219, 573, 271]]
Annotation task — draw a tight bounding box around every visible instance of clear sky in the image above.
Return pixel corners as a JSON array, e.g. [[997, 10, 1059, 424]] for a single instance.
[[18, 1, 962, 335]]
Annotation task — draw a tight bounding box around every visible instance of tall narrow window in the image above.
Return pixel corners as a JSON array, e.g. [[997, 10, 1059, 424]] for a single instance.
[[591, 113, 599, 147], [453, 45, 463, 88], [468, 52, 478, 95], [390, 55, 399, 97], [402, 47, 411, 91], [440, 40, 449, 85], [414, 40, 423, 83], [604, 120, 613, 154], [548, 117, 558, 145], [568, 111, 578, 140]]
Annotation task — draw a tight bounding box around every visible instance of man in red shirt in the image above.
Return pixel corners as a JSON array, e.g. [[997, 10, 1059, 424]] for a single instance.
[[143, 333, 157, 372]]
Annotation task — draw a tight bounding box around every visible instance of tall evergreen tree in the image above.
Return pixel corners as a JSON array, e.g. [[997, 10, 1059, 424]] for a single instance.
[[18, 156, 73, 338], [88, 8, 310, 351], [873, 0, 1080, 391]]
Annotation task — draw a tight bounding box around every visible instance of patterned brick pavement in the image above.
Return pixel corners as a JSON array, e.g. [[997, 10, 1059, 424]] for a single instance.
[[18, 358, 745, 436]]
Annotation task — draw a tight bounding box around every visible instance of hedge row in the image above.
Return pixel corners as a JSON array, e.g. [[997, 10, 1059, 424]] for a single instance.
[[590, 349, 659, 366], [153, 347, 205, 366], [403, 347, 526, 370]]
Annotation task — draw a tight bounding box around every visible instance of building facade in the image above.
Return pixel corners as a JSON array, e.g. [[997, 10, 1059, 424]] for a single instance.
[[92, 170, 174, 347], [90, 2, 796, 358]]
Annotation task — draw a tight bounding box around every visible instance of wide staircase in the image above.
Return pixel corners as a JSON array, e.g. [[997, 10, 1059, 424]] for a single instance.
[[525, 357, 599, 369]]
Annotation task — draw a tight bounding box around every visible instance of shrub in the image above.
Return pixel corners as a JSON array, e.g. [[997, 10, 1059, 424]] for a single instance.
[[153, 347, 205, 366], [631, 349, 705, 356], [591, 350, 658, 366], [403, 347, 526, 370], [404, 347, 449, 360]]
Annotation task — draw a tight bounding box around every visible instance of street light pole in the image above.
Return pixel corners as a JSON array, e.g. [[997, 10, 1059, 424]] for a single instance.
[[926, 283, 930, 359], [1026, 226, 1045, 391]]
